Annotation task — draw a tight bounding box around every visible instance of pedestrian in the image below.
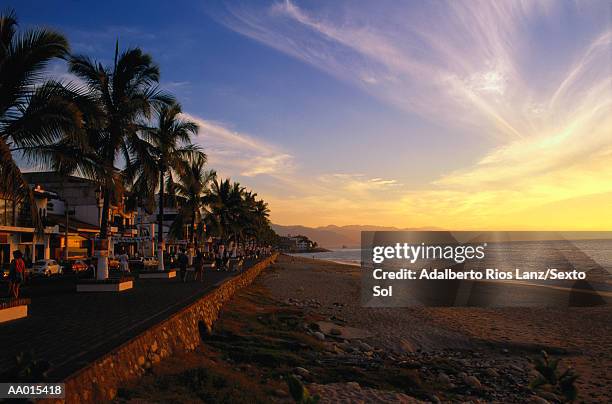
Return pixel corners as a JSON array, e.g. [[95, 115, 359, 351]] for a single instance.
[[118, 249, 130, 273], [87, 259, 96, 277], [218, 244, 225, 270], [8, 250, 26, 300], [178, 248, 188, 282]]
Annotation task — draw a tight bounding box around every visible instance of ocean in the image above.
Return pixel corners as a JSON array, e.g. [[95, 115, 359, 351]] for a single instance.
[[289, 239, 612, 277], [289, 248, 362, 266]]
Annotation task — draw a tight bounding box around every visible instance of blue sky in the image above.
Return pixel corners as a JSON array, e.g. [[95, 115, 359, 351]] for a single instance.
[[7, 1, 612, 229]]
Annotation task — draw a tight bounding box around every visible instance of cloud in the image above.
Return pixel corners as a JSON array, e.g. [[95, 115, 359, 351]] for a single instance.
[[182, 113, 294, 178], [162, 81, 190, 90], [208, 1, 612, 229], [319, 173, 400, 194], [215, 1, 609, 139]]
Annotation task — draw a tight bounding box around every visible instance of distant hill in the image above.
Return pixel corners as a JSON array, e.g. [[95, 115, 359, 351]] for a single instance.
[[271, 224, 441, 248]]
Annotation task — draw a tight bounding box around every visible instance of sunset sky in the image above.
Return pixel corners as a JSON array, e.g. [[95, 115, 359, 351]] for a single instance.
[[13, 0, 612, 230]]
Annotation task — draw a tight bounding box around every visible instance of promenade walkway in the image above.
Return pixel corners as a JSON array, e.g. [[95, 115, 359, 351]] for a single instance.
[[0, 263, 255, 381]]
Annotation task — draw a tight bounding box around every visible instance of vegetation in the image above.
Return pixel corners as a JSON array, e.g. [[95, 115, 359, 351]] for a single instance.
[[167, 153, 216, 248], [530, 350, 579, 402], [64, 43, 173, 277], [205, 178, 277, 250], [0, 9, 75, 230], [0, 9, 279, 276], [286, 375, 320, 404], [127, 101, 202, 267], [3, 350, 50, 382]]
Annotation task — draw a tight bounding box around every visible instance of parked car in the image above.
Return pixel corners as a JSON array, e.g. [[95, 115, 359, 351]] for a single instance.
[[108, 257, 120, 270], [65, 259, 88, 273], [143, 256, 158, 268], [30, 259, 62, 276], [87, 257, 119, 271], [128, 256, 158, 270]]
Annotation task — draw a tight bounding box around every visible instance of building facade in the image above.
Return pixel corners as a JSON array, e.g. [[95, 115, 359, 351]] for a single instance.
[[24, 172, 142, 260], [0, 187, 58, 269]]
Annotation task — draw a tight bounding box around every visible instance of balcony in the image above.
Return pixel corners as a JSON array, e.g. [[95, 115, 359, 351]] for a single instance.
[[115, 224, 138, 236]]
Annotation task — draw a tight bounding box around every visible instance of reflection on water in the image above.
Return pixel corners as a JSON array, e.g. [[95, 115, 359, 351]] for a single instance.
[[291, 240, 612, 275], [290, 239, 612, 277], [289, 249, 362, 266]]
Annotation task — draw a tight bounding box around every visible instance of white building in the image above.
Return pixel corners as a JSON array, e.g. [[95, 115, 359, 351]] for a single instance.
[[0, 186, 59, 267], [23, 172, 141, 259], [137, 194, 191, 256]]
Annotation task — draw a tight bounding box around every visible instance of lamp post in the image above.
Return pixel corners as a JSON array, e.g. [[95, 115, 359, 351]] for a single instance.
[[95, 187, 103, 229], [157, 162, 165, 272], [93, 185, 109, 280]]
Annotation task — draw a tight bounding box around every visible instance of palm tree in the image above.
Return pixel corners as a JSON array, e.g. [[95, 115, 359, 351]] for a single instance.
[[167, 154, 215, 263], [237, 191, 271, 252], [126, 102, 201, 270], [250, 198, 271, 248], [205, 178, 243, 246], [67, 43, 172, 279], [205, 179, 274, 255], [0, 9, 75, 230]]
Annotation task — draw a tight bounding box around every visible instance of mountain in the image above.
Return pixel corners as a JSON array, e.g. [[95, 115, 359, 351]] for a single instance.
[[271, 224, 356, 248], [271, 224, 441, 248]]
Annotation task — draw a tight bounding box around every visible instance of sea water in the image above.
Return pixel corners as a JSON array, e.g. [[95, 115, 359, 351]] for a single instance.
[[289, 239, 612, 280]]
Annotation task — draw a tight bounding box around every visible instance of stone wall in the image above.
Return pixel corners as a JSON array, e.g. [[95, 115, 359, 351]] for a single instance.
[[56, 254, 278, 403]]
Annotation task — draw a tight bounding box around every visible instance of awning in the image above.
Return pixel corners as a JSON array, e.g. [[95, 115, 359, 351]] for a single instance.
[[46, 214, 99, 233]]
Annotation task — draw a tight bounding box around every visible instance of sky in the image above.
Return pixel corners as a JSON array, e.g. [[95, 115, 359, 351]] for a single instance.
[[8, 0, 612, 230]]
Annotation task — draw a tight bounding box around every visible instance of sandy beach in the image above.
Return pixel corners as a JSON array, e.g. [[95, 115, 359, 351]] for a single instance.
[[118, 254, 611, 403]]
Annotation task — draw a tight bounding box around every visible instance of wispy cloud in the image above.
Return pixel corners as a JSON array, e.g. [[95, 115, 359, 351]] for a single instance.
[[319, 173, 400, 194], [207, 1, 612, 229], [183, 113, 294, 178]]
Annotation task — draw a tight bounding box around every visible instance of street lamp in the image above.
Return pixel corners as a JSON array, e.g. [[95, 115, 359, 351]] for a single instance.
[[93, 186, 109, 280], [95, 186, 103, 230]]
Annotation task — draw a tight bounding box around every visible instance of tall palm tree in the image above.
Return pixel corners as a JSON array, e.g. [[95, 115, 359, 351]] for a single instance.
[[205, 178, 243, 245], [250, 198, 271, 248], [126, 102, 201, 270], [0, 9, 76, 230], [237, 191, 271, 251], [167, 154, 215, 263], [67, 43, 172, 279]]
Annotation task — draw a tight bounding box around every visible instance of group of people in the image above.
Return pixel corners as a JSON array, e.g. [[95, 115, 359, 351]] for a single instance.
[[210, 244, 271, 271], [4, 245, 274, 299], [175, 249, 207, 283]]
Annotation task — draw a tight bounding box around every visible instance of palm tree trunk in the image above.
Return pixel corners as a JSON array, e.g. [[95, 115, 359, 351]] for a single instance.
[[96, 185, 111, 280], [157, 168, 165, 271]]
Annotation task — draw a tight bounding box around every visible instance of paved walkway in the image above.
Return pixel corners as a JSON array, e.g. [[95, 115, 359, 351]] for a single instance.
[[0, 262, 258, 381]]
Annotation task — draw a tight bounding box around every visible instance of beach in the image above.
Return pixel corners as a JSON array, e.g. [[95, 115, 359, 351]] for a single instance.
[[117, 254, 611, 403]]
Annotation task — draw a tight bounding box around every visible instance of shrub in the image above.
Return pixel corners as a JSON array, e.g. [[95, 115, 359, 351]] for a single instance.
[[3, 351, 50, 382], [286, 374, 320, 404], [530, 350, 579, 402]]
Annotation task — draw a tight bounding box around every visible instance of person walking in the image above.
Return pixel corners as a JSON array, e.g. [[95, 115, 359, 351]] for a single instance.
[[218, 244, 225, 271], [118, 249, 130, 273], [178, 248, 188, 282], [8, 250, 26, 300]]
